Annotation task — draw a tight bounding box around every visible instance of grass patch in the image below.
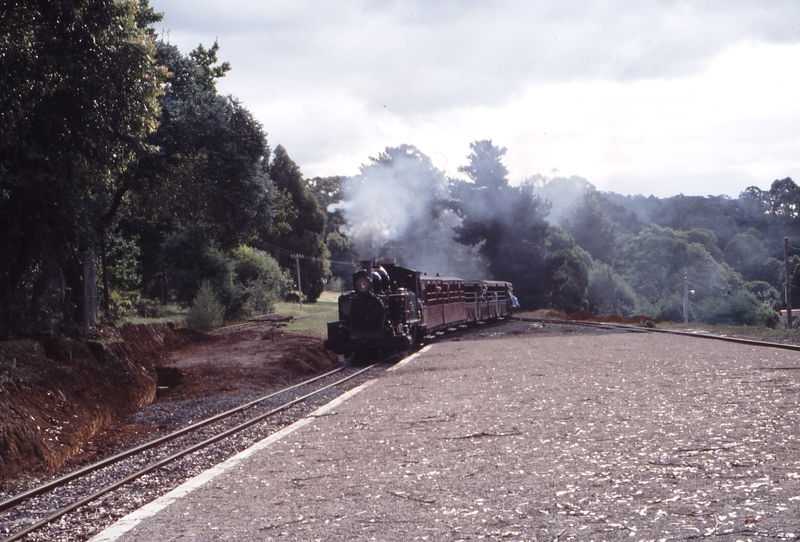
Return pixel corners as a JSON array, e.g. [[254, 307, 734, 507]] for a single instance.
[[118, 305, 188, 325], [273, 291, 340, 338]]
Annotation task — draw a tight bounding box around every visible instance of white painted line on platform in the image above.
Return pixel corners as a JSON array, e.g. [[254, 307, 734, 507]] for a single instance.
[[388, 345, 433, 372], [89, 380, 376, 542]]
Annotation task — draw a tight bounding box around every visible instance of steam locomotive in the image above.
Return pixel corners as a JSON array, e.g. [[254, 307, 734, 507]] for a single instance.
[[324, 259, 515, 359]]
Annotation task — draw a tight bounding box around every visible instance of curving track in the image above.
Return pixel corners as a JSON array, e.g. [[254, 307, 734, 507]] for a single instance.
[[514, 315, 800, 352], [0, 360, 394, 542]]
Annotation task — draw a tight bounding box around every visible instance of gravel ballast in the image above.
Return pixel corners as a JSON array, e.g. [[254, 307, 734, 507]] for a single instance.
[[91, 331, 800, 541]]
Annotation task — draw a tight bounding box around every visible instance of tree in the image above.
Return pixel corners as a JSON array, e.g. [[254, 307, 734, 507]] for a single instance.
[[231, 246, 290, 316], [618, 225, 747, 321], [263, 146, 330, 301], [451, 140, 564, 308], [159, 228, 236, 310], [587, 265, 638, 317], [532, 175, 595, 225], [1, 0, 164, 331], [766, 177, 800, 217], [546, 226, 593, 313], [723, 233, 781, 284], [562, 192, 619, 265], [308, 176, 346, 234], [307, 176, 360, 280], [124, 41, 276, 303]]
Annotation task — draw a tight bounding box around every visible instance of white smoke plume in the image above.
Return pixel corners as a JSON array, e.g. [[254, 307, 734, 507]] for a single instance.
[[332, 144, 487, 278]]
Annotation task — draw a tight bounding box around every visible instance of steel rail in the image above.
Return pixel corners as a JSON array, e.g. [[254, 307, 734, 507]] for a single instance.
[[515, 316, 800, 352], [0, 365, 346, 514], [2, 362, 377, 542]]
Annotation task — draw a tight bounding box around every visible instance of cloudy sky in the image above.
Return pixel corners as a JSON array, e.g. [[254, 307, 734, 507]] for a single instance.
[[150, 0, 800, 198]]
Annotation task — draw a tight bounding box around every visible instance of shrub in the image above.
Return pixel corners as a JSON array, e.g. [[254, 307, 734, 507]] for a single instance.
[[160, 228, 236, 309], [187, 280, 224, 331], [105, 290, 133, 321], [697, 291, 760, 326], [326, 277, 345, 292], [655, 294, 685, 322], [232, 246, 290, 318], [587, 266, 638, 317], [241, 276, 280, 316], [131, 298, 164, 318]]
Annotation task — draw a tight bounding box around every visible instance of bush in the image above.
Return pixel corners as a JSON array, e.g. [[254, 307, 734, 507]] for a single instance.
[[160, 228, 237, 309], [241, 276, 279, 316], [587, 266, 638, 317], [131, 298, 164, 318], [654, 294, 685, 322], [697, 291, 760, 326], [187, 280, 224, 331], [232, 246, 290, 318], [326, 277, 345, 292], [105, 290, 133, 321]]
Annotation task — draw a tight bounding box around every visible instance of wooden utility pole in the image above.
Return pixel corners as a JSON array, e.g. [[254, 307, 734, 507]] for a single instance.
[[683, 277, 688, 324], [785, 237, 793, 329], [292, 254, 303, 307]]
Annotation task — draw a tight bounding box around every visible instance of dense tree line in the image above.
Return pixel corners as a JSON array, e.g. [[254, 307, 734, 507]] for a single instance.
[[330, 140, 799, 328], [3, 1, 798, 333], [1, 0, 328, 333]]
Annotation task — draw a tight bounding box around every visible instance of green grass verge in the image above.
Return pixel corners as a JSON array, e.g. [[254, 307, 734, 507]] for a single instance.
[[273, 290, 340, 338], [115, 304, 188, 325]]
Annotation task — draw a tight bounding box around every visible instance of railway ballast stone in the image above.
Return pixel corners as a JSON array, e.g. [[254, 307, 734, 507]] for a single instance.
[[96, 331, 800, 541]]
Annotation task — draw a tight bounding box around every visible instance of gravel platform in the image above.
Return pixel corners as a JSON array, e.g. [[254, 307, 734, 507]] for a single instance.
[[90, 331, 800, 541]]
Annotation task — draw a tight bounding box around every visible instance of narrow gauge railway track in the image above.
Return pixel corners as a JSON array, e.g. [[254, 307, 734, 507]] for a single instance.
[[515, 315, 800, 352], [0, 359, 394, 542]]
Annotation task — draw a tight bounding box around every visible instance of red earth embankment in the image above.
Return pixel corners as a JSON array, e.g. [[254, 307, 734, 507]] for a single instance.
[[0, 323, 205, 484]]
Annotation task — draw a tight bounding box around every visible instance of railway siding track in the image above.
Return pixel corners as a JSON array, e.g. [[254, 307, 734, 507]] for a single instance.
[[0, 360, 392, 542], [514, 315, 800, 352]]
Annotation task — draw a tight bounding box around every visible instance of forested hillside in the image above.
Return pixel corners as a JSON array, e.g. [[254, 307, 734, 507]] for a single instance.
[[2, 1, 796, 333], [329, 141, 799, 327]]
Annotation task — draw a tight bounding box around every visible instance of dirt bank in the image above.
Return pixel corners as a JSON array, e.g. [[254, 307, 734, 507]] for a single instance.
[[0, 322, 341, 488], [0, 323, 205, 484]]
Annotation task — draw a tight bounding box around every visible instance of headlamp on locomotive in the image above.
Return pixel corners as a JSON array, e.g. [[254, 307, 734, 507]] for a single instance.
[[324, 259, 422, 357]]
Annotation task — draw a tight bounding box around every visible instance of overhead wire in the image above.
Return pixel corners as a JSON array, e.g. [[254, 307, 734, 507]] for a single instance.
[[249, 239, 358, 268]]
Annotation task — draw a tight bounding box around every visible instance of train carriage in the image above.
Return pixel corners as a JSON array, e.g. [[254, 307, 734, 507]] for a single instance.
[[465, 280, 514, 321]]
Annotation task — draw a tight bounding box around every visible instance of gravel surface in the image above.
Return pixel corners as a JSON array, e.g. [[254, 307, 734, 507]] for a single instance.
[[93, 328, 800, 541], [0, 363, 385, 542]]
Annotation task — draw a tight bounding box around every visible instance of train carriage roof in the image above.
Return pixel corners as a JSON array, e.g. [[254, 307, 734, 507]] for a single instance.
[[419, 274, 464, 283], [464, 279, 512, 288]]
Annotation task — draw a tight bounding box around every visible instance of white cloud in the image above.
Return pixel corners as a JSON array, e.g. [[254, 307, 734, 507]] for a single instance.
[[150, 0, 800, 196]]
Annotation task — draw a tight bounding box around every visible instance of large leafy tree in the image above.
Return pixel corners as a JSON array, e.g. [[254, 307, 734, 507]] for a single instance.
[[307, 176, 360, 279], [0, 0, 163, 331], [451, 140, 564, 308], [723, 233, 781, 284], [562, 192, 619, 265], [618, 225, 741, 318], [262, 145, 329, 301], [121, 41, 276, 302]]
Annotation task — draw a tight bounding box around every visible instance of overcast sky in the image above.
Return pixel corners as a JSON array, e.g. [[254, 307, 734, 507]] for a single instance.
[[150, 0, 800, 198]]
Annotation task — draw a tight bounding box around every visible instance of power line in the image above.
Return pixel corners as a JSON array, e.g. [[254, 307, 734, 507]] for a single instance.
[[249, 239, 357, 268]]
